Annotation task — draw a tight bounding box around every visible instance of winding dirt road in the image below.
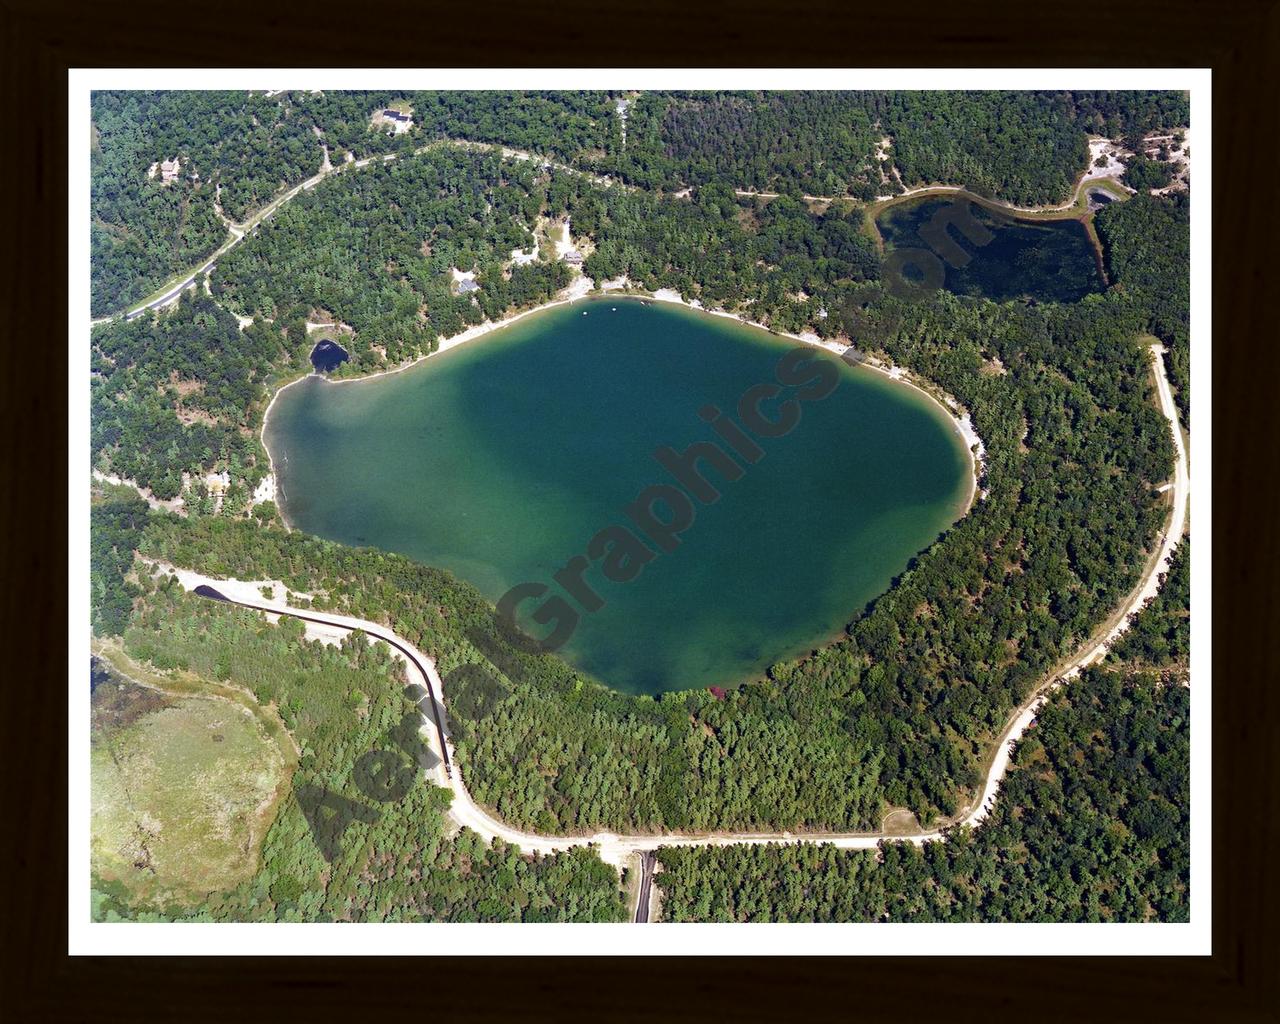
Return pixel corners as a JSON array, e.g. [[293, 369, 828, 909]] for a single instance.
[[156, 341, 1188, 889]]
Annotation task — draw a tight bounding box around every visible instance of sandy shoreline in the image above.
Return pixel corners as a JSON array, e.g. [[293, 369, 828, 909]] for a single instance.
[[258, 277, 986, 522], [258, 275, 596, 527]]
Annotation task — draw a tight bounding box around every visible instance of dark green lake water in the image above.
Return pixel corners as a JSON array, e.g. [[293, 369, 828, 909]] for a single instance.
[[266, 298, 971, 694], [876, 196, 1104, 303]]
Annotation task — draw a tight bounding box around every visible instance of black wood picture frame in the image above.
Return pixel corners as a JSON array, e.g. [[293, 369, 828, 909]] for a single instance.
[[4, 0, 1275, 1018]]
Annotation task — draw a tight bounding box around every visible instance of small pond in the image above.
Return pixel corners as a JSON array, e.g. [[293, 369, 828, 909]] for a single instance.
[[310, 339, 350, 373]]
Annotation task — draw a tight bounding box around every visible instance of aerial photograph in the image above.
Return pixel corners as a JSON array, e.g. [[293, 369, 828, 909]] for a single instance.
[[84, 83, 1195, 934]]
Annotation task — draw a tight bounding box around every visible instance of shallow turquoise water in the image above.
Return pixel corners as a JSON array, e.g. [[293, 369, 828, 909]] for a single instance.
[[266, 298, 971, 694]]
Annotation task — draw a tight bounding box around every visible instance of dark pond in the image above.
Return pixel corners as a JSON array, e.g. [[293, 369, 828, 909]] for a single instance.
[[310, 339, 350, 373], [876, 195, 1104, 304], [91, 656, 110, 693]]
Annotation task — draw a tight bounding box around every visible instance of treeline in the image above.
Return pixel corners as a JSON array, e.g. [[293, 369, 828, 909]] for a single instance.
[[652, 290, 1175, 823], [1109, 541, 1190, 669], [218, 147, 882, 346], [656, 664, 1189, 922], [91, 91, 226, 315], [94, 502, 1189, 922], [407, 90, 613, 164], [91, 90, 406, 314], [616, 91, 1189, 205], [619, 92, 884, 198], [135, 512, 684, 834], [456, 285, 1175, 827], [92, 578, 625, 922], [91, 289, 286, 499], [654, 525, 1192, 923], [574, 182, 880, 334], [213, 148, 571, 367], [1123, 155, 1176, 192], [91, 90, 1190, 314], [1095, 192, 1191, 423], [90, 491, 150, 635]]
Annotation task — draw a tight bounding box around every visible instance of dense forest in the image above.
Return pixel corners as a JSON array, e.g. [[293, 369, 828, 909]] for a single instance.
[[91, 90, 1188, 315], [1123, 154, 1176, 192], [1109, 541, 1190, 670], [213, 151, 883, 341], [655, 663, 1189, 922], [1095, 192, 1192, 423], [90, 134, 1189, 835], [90, 90, 613, 315], [406, 90, 613, 163], [91, 90, 408, 313], [615, 91, 1189, 204], [655, 553, 1191, 922], [90, 491, 151, 635], [91, 486, 1189, 922], [91, 289, 285, 499], [212, 147, 571, 362], [129, 268, 1178, 834]]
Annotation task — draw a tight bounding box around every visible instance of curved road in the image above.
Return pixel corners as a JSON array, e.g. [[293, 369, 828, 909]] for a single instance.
[[160, 340, 1188, 889], [93, 165, 332, 326], [633, 851, 657, 923]]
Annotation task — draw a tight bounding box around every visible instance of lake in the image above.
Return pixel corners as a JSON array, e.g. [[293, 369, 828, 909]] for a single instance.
[[876, 195, 1104, 303], [266, 298, 972, 695]]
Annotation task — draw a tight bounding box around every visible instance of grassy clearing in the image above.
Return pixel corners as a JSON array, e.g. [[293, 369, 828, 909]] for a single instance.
[[90, 645, 295, 905], [880, 808, 923, 836]]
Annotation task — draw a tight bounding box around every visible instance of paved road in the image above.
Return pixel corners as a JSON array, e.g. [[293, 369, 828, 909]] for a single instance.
[[633, 851, 657, 923], [94, 163, 334, 326], [191, 583, 451, 776]]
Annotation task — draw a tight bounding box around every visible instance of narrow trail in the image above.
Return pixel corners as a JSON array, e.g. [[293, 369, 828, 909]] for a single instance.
[[736, 138, 1135, 215], [153, 342, 1187, 883]]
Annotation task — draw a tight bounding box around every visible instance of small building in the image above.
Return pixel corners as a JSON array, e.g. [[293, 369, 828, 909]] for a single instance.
[[378, 108, 414, 135], [451, 267, 480, 294], [149, 157, 181, 185], [204, 470, 231, 494]]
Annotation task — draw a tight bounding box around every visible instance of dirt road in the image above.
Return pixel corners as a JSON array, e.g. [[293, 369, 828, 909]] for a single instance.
[[159, 342, 1188, 873]]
